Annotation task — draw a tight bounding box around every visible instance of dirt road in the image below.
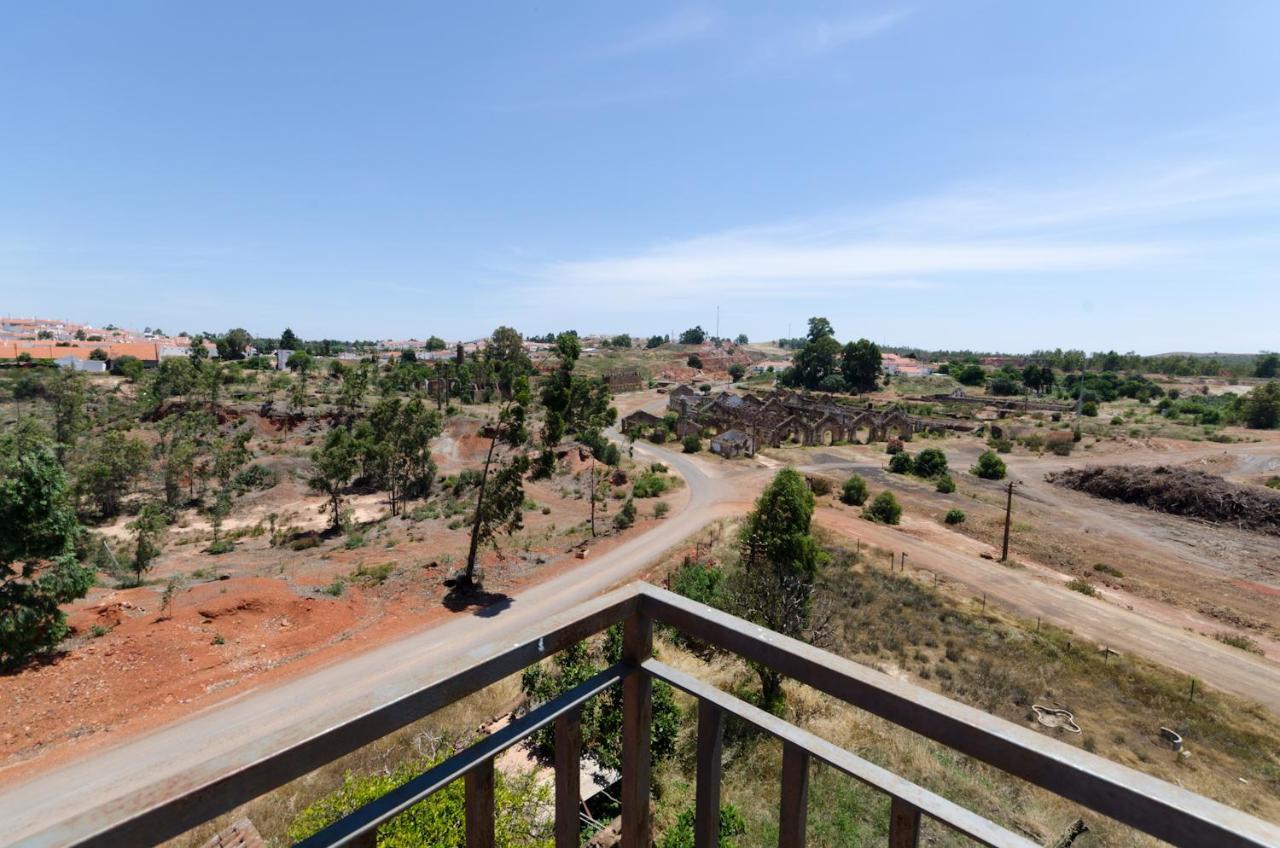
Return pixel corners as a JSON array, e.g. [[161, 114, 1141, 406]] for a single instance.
[[0, 433, 755, 848]]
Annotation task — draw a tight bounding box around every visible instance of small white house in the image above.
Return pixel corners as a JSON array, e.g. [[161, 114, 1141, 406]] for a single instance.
[[56, 355, 107, 373]]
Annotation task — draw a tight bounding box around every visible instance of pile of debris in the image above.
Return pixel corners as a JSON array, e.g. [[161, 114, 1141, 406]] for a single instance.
[[1047, 464, 1280, 535]]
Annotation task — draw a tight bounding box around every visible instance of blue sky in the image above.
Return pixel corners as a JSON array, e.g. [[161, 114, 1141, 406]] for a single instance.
[[2, 2, 1278, 353]]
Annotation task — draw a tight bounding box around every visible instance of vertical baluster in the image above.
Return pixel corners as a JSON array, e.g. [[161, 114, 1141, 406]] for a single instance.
[[778, 741, 810, 848], [349, 828, 378, 848], [555, 707, 583, 848], [621, 613, 653, 848], [694, 699, 725, 848], [888, 798, 921, 847], [465, 758, 495, 848]]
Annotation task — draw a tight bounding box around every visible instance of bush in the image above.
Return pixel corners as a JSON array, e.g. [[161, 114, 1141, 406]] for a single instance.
[[912, 447, 948, 478], [613, 497, 637, 530], [971, 451, 1007, 480], [633, 472, 670, 498], [687, 354, 703, 369], [649, 425, 669, 443], [840, 474, 868, 506], [668, 557, 723, 608], [1066, 577, 1096, 596], [1093, 563, 1124, 578], [654, 501, 670, 518], [935, 475, 955, 494], [681, 434, 701, 453], [657, 804, 746, 848], [885, 438, 905, 454], [1110, 416, 1125, 426], [987, 436, 1013, 453], [863, 491, 902, 524], [232, 463, 277, 493], [1267, 476, 1280, 490], [887, 452, 913, 474], [1081, 400, 1099, 417], [806, 475, 833, 496], [943, 508, 965, 525]]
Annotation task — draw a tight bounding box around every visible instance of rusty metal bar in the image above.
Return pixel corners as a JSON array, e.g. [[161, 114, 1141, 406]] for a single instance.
[[31, 586, 642, 848], [888, 798, 921, 848], [640, 585, 1280, 848], [292, 663, 628, 848], [694, 699, 724, 848], [465, 759, 494, 848], [620, 613, 653, 848], [554, 708, 582, 848], [644, 659, 1036, 848], [778, 741, 810, 848]]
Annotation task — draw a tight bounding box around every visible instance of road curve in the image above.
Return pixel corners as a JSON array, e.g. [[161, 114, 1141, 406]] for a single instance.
[[0, 436, 740, 847]]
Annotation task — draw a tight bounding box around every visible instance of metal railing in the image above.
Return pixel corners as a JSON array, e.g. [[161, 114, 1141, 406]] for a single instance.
[[19, 583, 1280, 848]]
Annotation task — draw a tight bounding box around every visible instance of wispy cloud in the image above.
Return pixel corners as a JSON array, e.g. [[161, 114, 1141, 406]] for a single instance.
[[591, 8, 718, 60], [793, 9, 913, 57], [523, 159, 1280, 305]]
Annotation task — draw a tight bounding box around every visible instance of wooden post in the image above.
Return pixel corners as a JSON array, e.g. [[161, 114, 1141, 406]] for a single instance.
[[350, 830, 378, 848], [555, 708, 582, 848], [621, 614, 653, 848], [888, 798, 921, 847], [778, 741, 810, 848], [1000, 480, 1015, 562], [694, 700, 725, 848], [465, 758, 495, 848]]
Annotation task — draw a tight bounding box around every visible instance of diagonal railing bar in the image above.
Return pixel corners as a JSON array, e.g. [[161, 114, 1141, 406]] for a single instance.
[[295, 664, 629, 848], [644, 659, 1037, 848], [640, 585, 1280, 848]]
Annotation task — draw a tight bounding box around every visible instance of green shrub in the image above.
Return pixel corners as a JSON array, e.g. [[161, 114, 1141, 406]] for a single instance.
[[657, 803, 746, 848], [1093, 563, 1124, 578], [668, 557, 723, 608], [863, 491, 902, 525], [1081, 400, 1099, 417], [613, 497, 637, 530], [840, 474, 868, 506], [654, 501, 670, 518], [207, 538, 235, 555], [971, 451, 1007, 480], [633, 472, 670, 498], [682, 434, 701, 453], [232, 463, 277, 492], [807, 475, 833, 496], [287, 752, 552, 847], [320, 579, 346, 597], [943, 508, 965, 525], [1066, 577, 1096, 596], [1110, 416, 1125, 426], [1266, 476, 1280, 490], [650, 462, 668, 473], [935, 475, 956, 494], [1215, 632, 1264, 654], [887, 452, 913, 474], [912, 447, 948, 478], [987, 436, 1013, 453]]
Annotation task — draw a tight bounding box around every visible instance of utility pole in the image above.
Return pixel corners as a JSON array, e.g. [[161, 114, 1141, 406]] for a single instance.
[[1000, 480, 1016, 562], [715, 305, 720, 342]]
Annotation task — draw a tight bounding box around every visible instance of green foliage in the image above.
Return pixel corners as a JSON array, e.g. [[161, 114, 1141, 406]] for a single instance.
[[287, 751, 552, 847], [806, 475, 833, 497], [540, 331, 615, 446], [1266, 476, 1280, 490], [727, 468, 825, 711], [522, 628, 678, 775], [943, 508, 966, 525], [669, 557, 723, 608], [840, 474, 868, 506], [309, 427, 359, 530], [613, 497, 637, 530], [232, 463, 277, 493], [862, 491, 902, 525], [686, 354, 703, 369], [654, 500, 670, 518], [679, 326, 707, 345], [1081, 400, 1099, 417], [1254, 352, 1279, 379], [840, 338, 882, 393], [1, 423, 93, 669], [633, 471, 670, 498], [126, 502, 167, 585], [936, 474, 956, 494], [728, 363, 746, 382], [1093, 563, 1124, 578], [658, 804, 746, 848], [110, 355, 145, 381], [911, 447, 948, 478], [77, 429, 150, 519], [1241, 381, 1280, 429], [784, 317, 843, 390], [954, 363, 986, 386], [646, 334, 667, 349], [887, 452, 913, 474], [1066, 577, 1096, 596], [971, 451, 1007, 480]]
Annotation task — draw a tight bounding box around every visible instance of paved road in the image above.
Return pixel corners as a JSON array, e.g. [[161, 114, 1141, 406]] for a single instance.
[[0, 435, 746, 848]]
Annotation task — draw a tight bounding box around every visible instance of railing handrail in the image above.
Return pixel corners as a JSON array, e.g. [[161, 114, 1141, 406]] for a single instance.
[[10, 581, 1280, 848]]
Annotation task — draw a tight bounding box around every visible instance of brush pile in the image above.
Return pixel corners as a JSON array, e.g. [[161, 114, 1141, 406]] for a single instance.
[[1047, 464, 1280, 535]]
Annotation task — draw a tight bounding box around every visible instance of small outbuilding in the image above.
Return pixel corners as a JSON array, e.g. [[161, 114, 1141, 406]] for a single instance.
[[710, 429, 755, 459], [620, 409, 662, 436]]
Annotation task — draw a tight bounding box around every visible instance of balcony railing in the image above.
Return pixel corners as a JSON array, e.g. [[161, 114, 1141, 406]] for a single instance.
[[18, 582, 1280, 848]]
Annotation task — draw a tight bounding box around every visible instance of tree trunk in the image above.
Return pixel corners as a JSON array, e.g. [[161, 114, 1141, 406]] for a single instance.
[[464, 432, 499, 588]]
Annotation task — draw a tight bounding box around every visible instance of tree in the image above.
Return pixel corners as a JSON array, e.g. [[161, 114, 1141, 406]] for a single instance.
[[735, 333, 749, 345], [540, 332, 615, 448], [971, 450, 1007, 480], [486, 326, 533, 399], [280, 327, 301, 350], [682, 434, 701, 453], [726, 468, 824, 711], [286, 350, 314, 374], [424, 335, 447, 351], [1241, 381, 1280, 429], [862, 491, 902, 524], [613, 497, 636, 530], [687, 354, 703, 369], [77, 429, 149, 518], [912, 447, 948, 478], [1022, 363, 1055, 395], [840, 474, 868, 506], [89, 347, 109, 361], [111, 355, 145, 382], [1255, 353, 1279, 379], [126, 502, 166, 586], [47, 368, 87, 464], [785, 316, 842, 390], [840, 338, 882, 393], [679, 326, 707, 345], [888, 452, 913, 474], [216, 328, 251, 361], [646, 335, 667, 349], [365, 396, 442, 514], [728, 363, 746, 382], [463, 376, 531, 589], [955, 364, 986, 386], [308, 427, 359, 531], [1, 422, 93, 670]]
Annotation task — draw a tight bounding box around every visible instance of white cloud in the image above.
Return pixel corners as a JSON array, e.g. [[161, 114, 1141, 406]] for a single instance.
[[794, 9, 912, 57], [592, 8, 718, 60]]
